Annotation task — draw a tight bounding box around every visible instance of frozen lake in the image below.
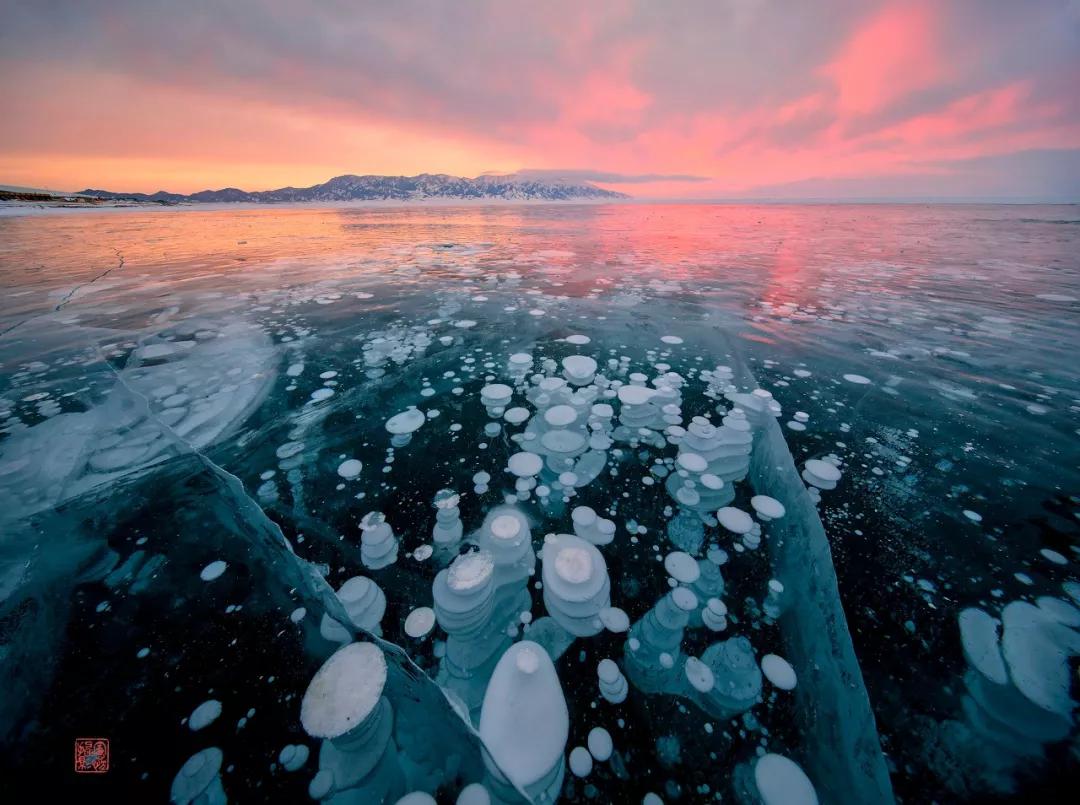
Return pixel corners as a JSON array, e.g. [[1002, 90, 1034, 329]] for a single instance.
[[0, 203, 1077, 803]]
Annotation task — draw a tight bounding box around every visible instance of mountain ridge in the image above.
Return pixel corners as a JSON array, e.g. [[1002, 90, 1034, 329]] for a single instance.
[[78, 173, 628, 203]]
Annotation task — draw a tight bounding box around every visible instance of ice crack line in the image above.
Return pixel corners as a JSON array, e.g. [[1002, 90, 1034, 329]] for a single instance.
[[0, 247, 126, 339], [54, 247, 125, 312]]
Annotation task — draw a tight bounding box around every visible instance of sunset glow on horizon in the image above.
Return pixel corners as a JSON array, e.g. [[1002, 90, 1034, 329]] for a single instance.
[[2, 0, 1078, 199]]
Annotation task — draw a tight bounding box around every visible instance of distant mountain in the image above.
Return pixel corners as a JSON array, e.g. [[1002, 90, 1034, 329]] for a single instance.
[[78, 173, 628, 203]]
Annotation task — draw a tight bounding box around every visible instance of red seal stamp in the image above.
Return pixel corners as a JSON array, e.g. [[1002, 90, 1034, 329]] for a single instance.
[[74, 738, 110, 773]]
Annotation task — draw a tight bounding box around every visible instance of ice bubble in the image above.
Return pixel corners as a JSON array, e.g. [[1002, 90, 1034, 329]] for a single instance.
[[456, 783, 491, 805], [1001, 600, 1080, 715], [336, 459, 363, 479], [569, 746, 593, 777], [587, 726, 613, 761], [310, 388, 335, 402], [479, 641, 569, 790], [802, 459, 841, 490], [842, 374, 871, 385], [171, 747, 224, 805], [188, 699, 222, 731], [300, 642, 387, 739], [676, 452, 707, 473], [386, 408, 426, 435], [404, 607, 436, 639], [563, 355, 598, 383], [200, 560, 227, 582], [717, 507, 753, 535], [278, 743, 309, 772], [685, 656, 715, 693], [753, 753, 819, 805], [962, 509, 983, 523], [286, 362, 305, 377], [761, 654, 797, 690], [504, 406, 531, 425], [643, 795, 664, 805], [395, 794, 437, 805], [309, 769, 334, 799], [508, 451, 544, 477], [751, 495, 785, 520], [599, 607, 630, 633], [618, 385, 655, 405], [1040, 548, 1067, 565], [447, 550, 495, 592], [555, 546, 593, 584], [660, 335, 683, 344], [545, 405, 578, 427], [664, 551, 701, 584], [565, 335, 591, 345], [481, 383, 513, 402]]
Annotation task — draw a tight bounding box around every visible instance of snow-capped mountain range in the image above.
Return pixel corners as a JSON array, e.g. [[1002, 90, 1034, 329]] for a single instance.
[[79, 173, 628, 203]]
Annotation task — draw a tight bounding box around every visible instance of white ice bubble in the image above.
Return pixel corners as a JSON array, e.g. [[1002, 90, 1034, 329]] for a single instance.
[[456, 783, 491, 805], [717, 507, 753, 535], [508, 451, 544, 477], [660, 335, 683, 344], [386, 408, 426, 435], [404, 607, 436, 638], [751, 495, 785, 520], [842, 374, 871, 385], [761, 654, 797, 690], [200, 560, 227, 582], [300, 642, 387, 739], [336, 459, 363, 479], [599, 607, 630, 633]]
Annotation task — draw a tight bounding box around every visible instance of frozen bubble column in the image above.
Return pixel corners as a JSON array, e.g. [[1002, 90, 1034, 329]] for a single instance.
[[301, 643, 406, 804], [361, 512, 400, 570], [541, 534, 612, 637], [473, 506, 535, 615], [479, 641, 569, 805], [433, 550, 510, 719], [432, 489, 464, 547], [623, 587, 698, 693], [737, 366, 895, 802], [320, 576, 388, 642]]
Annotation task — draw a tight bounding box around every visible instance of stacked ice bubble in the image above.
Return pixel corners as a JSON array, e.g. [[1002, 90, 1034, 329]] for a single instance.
[[433, 550, 508, 716], [541, 533, 612, 637], [624, 587, 697, 692], [431, 489, 464, 547], [360, 511, 400, 570], [597, 658, 629, 704], [385, 408, 425, 447], [301, 643, 405, 802], [320, 576, 387, 642], [474, 506, 535, 614], [571, 505, 616, 546]]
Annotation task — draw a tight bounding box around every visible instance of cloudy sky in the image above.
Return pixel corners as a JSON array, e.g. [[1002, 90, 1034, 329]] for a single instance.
[[2, 0, 1078, 199]]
